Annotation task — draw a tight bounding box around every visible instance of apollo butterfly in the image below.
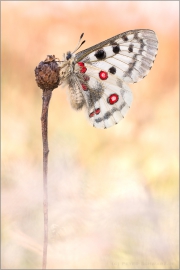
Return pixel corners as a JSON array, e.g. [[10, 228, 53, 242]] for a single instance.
[[58, 29, 158, 129]]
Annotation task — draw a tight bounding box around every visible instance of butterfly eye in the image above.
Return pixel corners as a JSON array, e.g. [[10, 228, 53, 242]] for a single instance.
[[66, 52, 72, 60]]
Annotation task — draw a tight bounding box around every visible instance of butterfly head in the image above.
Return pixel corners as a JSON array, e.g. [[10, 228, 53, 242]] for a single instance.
[[66, 51, 72, 60], [62, 33, 85, 63]]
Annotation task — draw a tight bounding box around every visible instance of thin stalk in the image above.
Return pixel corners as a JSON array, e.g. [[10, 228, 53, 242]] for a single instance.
[[41, 89, 52, 269]]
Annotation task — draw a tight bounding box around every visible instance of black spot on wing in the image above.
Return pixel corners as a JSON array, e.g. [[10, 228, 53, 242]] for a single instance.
[[94, 49, 106, 60], [109, 66, 116, 74], [112, 45, 120, 54], [128, 44, 134, 53], [122, 34, 128, 41]]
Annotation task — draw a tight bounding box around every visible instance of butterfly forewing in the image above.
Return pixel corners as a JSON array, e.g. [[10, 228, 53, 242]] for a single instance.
[[75, 29, 158, 62], [75, 29, 158, 84]]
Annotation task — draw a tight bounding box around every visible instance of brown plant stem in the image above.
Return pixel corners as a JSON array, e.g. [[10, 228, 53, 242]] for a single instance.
[[41, 89, 52, 269], [35, 55, 59, 269]]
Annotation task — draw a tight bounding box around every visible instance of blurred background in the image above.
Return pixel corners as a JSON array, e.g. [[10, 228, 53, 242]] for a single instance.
[[1, 1, 179, 269]]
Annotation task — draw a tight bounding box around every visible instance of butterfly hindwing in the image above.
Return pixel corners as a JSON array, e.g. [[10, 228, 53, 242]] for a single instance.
[[78, 63, 133, 129]]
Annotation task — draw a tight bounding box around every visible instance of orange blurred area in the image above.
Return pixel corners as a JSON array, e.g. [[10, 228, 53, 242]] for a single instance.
[[1, 1, 179, 269]]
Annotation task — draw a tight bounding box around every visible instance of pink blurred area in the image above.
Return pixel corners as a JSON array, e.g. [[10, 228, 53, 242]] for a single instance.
[[2, 1, 179, 269]]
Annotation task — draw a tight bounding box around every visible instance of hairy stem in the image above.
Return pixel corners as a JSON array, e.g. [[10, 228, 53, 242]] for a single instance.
[[41, 89, 52, 269]]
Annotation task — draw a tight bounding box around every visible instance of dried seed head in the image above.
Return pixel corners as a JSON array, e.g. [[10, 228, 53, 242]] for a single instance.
[[35, 55, 60, 91]]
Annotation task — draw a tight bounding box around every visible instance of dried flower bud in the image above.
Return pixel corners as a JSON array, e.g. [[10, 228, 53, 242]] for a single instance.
[[35, 55, 60, 91]]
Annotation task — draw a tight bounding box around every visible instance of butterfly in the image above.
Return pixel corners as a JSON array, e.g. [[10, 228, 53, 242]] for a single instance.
[[58, 29, 158, 129]]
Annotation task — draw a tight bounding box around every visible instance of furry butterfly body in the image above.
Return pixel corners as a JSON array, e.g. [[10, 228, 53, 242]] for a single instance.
[[58, 29, 158, 129]]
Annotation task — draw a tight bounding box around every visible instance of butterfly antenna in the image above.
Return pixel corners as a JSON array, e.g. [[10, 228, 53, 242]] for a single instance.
[[72, 33, 86, 54]]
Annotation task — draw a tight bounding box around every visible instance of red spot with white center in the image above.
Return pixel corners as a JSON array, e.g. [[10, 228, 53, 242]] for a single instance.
[[78, 62, 87, 73], [95, 108, 100, 115], [99, 70, 108, 80], [89, 112, 95, 118], [81, 84, 88, 91], [108, 94, 119, 105]]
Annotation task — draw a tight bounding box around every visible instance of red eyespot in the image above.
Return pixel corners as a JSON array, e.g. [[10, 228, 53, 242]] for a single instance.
[[99, 71, 108, 80], [89, 111, 95, 118], [78, 62, 84, 66], [95, 108, 100, 115], [78, 62, 87, 73], [81, 84, 88, 91], [80, 66, 87, 73], [108, 94, 119, 105]]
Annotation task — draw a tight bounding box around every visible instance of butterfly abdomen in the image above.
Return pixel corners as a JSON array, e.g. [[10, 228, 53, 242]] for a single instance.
[[67, 74, 85, 110]]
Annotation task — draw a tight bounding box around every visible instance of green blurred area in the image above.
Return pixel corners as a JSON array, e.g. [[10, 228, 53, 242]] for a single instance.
[[1, 1, 179, 269]]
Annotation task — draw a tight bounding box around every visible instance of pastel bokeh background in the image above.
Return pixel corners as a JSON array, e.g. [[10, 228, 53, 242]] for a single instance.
[[1, 1, 179, 269]]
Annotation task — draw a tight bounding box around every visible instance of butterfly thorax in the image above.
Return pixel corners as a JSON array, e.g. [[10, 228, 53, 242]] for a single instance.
[[58, 52, 86, 110], [59, 53, 76, 81]]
